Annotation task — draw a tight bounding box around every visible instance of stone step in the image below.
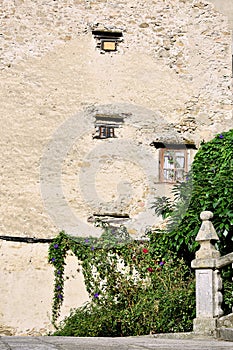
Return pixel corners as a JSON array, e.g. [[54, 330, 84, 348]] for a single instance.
[[217, 328, 233, 342]]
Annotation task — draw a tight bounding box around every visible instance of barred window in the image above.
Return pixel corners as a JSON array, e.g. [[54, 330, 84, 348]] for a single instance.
[[99, 126, 115, 139], [94, 114, 124, 139]]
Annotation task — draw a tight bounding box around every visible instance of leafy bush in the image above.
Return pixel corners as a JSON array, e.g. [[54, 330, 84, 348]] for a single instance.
[[150, 130, 233, 263], [52, 251, 195, 336], [49, 130, 233, 336], [150, 130, 233, 313]]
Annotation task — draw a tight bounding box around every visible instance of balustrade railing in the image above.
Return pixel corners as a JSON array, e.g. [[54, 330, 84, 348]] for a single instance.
[[191, 211, 233, 335]]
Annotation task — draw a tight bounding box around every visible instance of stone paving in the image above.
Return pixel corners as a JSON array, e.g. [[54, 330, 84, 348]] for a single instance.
[[0, 336, 232, 350]]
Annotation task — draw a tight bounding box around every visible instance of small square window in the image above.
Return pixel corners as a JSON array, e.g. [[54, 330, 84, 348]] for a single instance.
[[99, 126, 115, 139], [92, 30, 123, 52], [101, 40, 116, 51], [160, 148, 187, 183], [93, 114, 124, 139]]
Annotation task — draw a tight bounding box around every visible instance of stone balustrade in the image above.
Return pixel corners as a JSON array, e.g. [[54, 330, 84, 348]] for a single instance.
[[191, 211, 233, 336]]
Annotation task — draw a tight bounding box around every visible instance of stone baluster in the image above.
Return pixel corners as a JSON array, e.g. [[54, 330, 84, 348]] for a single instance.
[[191, 211, 223, 336]]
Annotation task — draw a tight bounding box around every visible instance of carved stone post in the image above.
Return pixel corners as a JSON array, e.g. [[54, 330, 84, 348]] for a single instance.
[[191, 211, 223, 335]]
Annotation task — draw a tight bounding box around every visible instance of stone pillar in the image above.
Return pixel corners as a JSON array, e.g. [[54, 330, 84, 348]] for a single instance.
[[191, 211, 223, 336]]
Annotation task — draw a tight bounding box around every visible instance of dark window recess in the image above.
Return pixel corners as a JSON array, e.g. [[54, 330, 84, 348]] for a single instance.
[[99, 125, 115, 138], [92, 30, 123, 52], [93, 115, 124, 139], [87, 213, 130, 226], [151, 142, 197, 150]]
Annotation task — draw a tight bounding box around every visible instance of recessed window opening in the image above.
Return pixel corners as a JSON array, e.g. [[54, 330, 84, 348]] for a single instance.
[[99, 125, 115, 138], [151, 142, 197, 150], [92, 30, 123, 52], [94, 115, 124, 139]]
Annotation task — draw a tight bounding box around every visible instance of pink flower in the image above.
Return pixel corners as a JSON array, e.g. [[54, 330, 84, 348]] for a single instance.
[[147, 267, 153, 272]]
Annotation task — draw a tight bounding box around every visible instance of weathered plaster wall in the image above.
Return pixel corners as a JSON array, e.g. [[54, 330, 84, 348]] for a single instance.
[[0, 240, 88, 335], [208, 0, 233, 33], [0, 0, 232, 335], [0, 0, 232, 237]]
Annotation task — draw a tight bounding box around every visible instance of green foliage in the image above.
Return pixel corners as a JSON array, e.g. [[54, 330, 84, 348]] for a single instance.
[[48, 130, 233, 336], [151, 196, 174, 219], [150, 130, 233, 313], [150, 130, 233, 263], [49, 233, 195, 336], [222, 265, 233, 315]]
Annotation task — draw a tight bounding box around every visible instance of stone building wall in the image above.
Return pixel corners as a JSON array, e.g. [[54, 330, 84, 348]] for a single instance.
[[208, 0, 233, 35], [0, 0, 232, 335], [0, 240, 89, 335]]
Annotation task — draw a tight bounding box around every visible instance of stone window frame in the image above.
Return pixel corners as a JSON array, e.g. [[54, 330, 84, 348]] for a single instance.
[[159, 147, 188, 183]]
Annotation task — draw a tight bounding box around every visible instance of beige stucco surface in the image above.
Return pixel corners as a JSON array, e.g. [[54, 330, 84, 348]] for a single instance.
[[0, 240, 89, 335], [208, 0, 233, 31], [0, 0, 232, 335], [0, 0, 232, 238]]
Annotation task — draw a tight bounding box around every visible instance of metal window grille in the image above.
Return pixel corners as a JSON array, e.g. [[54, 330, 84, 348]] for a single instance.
[[99, 126, 115, 138]]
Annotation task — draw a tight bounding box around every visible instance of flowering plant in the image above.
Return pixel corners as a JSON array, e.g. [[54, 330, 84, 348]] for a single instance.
[[49, 225, 195, 335]]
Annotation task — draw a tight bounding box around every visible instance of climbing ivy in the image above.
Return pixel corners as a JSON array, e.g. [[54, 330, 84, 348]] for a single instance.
[[48, 226, 195, 335]]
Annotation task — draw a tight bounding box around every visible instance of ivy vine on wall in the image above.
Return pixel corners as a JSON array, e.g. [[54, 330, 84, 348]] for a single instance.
[[48, 224, 195, 335], [48, 226, 152, 325]]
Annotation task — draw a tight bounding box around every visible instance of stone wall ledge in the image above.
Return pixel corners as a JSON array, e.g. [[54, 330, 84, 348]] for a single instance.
[[191, 258, 218, 269], [192, 252, 233, 269], [216, 252, 233, 268]]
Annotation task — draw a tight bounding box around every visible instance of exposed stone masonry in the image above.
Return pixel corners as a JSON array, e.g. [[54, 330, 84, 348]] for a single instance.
[[0, 0, 231, 239], [0, 1, 231, 128]]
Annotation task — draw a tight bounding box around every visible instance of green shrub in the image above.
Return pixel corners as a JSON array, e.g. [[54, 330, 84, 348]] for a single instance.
[[150, 130, 233, 263], [52, 251, 195, 336], [150, 129, 233, 312], [49, 130, 233, 336]]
